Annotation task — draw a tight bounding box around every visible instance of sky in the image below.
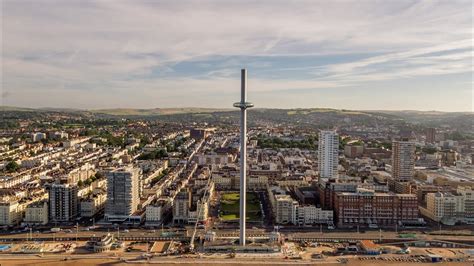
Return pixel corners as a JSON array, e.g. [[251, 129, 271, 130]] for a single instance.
[[1, 0, 473, 111]]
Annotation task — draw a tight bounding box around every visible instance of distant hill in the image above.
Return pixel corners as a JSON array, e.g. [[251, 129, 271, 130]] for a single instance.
[[1, 106, 472, 133], [90, 107, 233, 116], [0, 106, 36, 112]]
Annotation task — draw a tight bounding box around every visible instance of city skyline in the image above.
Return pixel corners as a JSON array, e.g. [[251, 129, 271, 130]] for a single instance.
[[2, 0, 472, 112]]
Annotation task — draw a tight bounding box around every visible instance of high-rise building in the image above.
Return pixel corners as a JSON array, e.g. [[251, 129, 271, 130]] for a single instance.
[[49, 183, 78, 222], [391, 140, 416, 182], [104, 167, 141, 222], [426, 128, 436, 143], [318, 130, 339, 179]]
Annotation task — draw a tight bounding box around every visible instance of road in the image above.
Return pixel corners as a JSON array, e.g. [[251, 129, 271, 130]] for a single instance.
[[1, 228, 473, 244]]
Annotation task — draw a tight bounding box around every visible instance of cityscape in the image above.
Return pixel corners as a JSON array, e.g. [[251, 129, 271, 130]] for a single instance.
[[1, 1, 473, 266]]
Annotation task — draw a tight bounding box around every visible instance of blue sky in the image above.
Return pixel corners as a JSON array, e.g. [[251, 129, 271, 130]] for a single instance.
[[1, 0, 472, 111]]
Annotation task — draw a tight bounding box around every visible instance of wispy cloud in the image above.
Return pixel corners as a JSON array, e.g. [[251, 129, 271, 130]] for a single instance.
[[1, 0, 472, 111]]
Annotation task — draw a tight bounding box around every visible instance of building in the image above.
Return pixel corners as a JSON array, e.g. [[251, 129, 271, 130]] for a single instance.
[[422, 187, 474, 225], [275, 195, 297, 224], [24, 201, 48, 225], [392, 140, 415, 182], [344, 144, 364, 158], [0, 200, 21, 226], [146, 199, 171, 224], [31, 132, 46, 142], [294, 205, 333, 225], [190, 128, 210, 140], [0, 174, 34, 189], [104, 167, 141, 222], [66, 163, 96, 184], [197, 153, 234, 166], [49, 183, 78, 223], [318, 130, 339, 179], [425, 128, 436, 144], [441, 150, 457, 166], [49, 131, 68, 140], [173, 189, 191, 224], [334, 188, 419, 228], [274, 194, 333, 225], [80, 190, 107, 218], [188, 199, 209, 224]]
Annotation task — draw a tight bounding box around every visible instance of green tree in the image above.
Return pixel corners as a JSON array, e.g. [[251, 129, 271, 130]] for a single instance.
[[5, 161, 20, 172]]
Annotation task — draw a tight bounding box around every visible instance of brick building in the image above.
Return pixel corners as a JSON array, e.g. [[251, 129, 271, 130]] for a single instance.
[[334, 188, 419, 228]]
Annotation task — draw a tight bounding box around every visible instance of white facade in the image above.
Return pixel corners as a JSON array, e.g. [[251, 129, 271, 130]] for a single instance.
[[274, 194, 333, 225], [0, 200, 21, 226], [146, 203, 165, 223], [294, 205, 334, 225], [275, 195, 297, 224], [0, 174, 34, 189], [24, 201, 48, 225], [425, 187, 474, 224], [318, 131, 339, 179]]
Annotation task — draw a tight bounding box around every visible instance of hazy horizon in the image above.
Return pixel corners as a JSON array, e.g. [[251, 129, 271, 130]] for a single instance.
[[2, 1, 473, 112], [3, 105, 473, 114]]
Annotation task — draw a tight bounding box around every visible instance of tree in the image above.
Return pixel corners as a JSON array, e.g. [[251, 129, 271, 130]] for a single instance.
[[77, 180, 84, 187], [95, 172, 104, 179], [5, 161, 20, 173]]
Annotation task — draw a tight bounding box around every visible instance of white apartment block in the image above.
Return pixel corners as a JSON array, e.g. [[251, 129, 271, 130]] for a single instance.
[[318, 130, 339, 179], [0, 200, 21, 226], [274, 194, 333, 225], [24, 201, 48, 225], [146, 204, 164, 223], [294, 205, 334, 225], [275, 195, 297, 224], [424, 187, 474, 224]]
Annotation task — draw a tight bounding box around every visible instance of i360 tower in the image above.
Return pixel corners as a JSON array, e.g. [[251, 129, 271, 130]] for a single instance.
[[233, 69, 254, 246]]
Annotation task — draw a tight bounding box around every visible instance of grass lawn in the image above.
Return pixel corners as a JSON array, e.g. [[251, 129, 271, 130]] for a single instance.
[[220, 192, 261, 221]]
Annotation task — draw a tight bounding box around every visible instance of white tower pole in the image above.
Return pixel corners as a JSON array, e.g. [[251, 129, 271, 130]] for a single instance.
[[233, 69, 254, 246]]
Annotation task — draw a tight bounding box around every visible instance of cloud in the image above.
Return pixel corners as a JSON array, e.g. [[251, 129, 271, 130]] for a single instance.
[[1, 0, 472, 110]]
